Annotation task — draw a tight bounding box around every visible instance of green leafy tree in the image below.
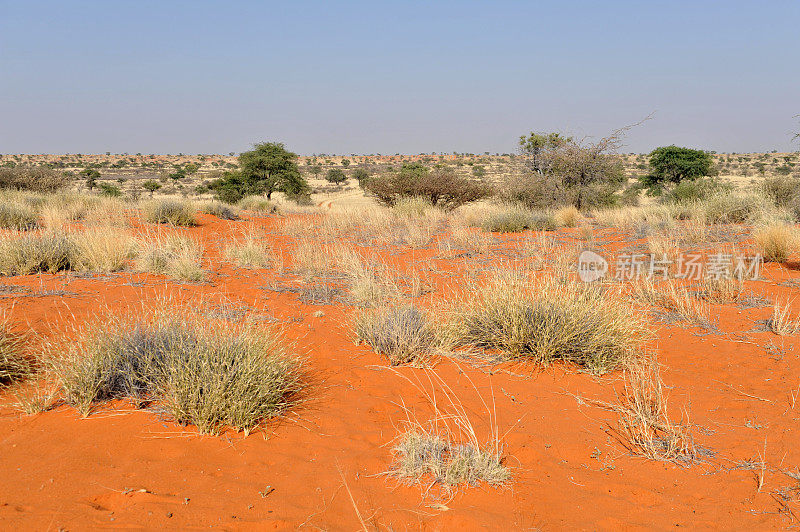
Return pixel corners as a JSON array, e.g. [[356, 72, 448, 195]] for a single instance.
[[518, 132, 571, 173], [210, 142, 309, 203], [640, 146, 715, 191], [352, 168, 370, 187], [326, 168, 347, 183], [142, 179, 162, 198], [81, 168, 100, 190]]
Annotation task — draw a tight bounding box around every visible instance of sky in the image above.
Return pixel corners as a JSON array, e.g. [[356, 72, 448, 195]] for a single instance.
[[1, 1, 798, 155]]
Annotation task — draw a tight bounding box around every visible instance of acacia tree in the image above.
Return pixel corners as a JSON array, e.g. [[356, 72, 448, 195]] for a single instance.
[[210, 142, 310, 203], [640, 146, 715, 192], [506, 123, 643, 210]]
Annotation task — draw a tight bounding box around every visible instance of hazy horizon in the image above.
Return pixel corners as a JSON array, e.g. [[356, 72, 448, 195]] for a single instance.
[[2, 1, 798, 156]]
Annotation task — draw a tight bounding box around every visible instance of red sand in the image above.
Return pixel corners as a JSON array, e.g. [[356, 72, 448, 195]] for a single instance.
[[1, 214, 799, 530]]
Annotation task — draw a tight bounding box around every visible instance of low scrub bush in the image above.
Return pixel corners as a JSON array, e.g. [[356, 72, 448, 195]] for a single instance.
[[364, 164, 490, 210], [72, 229, 136, 272], [701, 192, 772, 224], [0, 167, 70, 193], [759, 175, 800, 207], [143, 200, 197, 226], [479, 205, 558, 233], [355, 306, 436, 365], [445, 275, 647, 373], [0, 203, 38, 230], [53, 306, 303, 434]]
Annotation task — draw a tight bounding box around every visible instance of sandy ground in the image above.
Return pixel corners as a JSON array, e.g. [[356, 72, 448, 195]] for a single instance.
[[1, 213, 800, 530]]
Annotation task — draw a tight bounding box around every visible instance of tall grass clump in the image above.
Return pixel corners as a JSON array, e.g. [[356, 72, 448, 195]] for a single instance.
[[224, 228, 275, 269], [199, 201, 240, 220], [0, 203, 38, 230], [72, 229, 136, 272], [445, 274, 648, 373], [0, 316, 29, 385], [753, 222, 798, 263], [143, 200, 197, 226], [0, 231, 75, 275], [476, 204, 558, 233], [238, 195, 277, 214], [701, 192, 773, 225], [355, 306, 436, 365], [52, 305, 303, 434], [136, 233, 204, 281]]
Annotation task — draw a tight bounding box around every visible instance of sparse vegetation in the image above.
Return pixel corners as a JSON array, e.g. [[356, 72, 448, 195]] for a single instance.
[[53, 305, 303, 434], [143, 200, 198, 226]]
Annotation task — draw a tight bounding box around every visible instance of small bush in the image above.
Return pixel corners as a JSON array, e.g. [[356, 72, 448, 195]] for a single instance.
[[446, 275, 647, 373], [0, 167, 69, 193], [0, 231, 75, 275], [53, 306, 303, 434], [143, 200, 197, 226], [753, 223, 798, 263], [97, 183, 122, 197], [355, 306, 436, 365], [392, 197, 436, 217], [660, 178, 730, 204], [365, 164, 490, 210], [326, 168, 347, 183], [759, 175, 800, 207], [702, 192, 772, 224], [0, 203, 38, 230]]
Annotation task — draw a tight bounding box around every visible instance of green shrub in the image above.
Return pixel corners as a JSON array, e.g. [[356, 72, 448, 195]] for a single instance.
[[702, 192, 772, 224], [97, 183, 122, 197], [326, 168, 347, 183], [54, 307, 303, 434], [364, 164, 489, 210]]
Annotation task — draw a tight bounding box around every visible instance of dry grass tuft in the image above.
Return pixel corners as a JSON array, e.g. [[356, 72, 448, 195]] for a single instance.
[[699, 275, 745, 304], [768, 299, 800, 336], [0, 203, 38, 230], [0, 316, 30, 386], [143, 200, 197, 226], [72, 228, 136, 272], [753, 223, 798, 263], [355, 306, 436, 365], [607, 355, 696, 462], [0, 231, 75, 275], [136, 232, 204, 281], [238, 196, 278, 214], [445, 273, 647, 373], [632, 278, 712, 329], [389, 369, 510, 490], [224, 228, 276, 269], [554, 205, 582, 228], [51, 304, 303, 434]]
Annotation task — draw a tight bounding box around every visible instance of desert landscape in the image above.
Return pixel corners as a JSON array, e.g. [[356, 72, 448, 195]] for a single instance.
[[2, 2, 799, 530], [2, 140, 800, 530]]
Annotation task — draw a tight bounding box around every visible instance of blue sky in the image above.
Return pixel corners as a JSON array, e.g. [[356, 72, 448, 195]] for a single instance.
[[1, 1, 798, 154]]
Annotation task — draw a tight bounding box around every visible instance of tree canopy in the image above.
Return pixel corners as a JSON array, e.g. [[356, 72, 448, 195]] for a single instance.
[[210, 142, 309, 203], [640, 145, 715, 191]]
